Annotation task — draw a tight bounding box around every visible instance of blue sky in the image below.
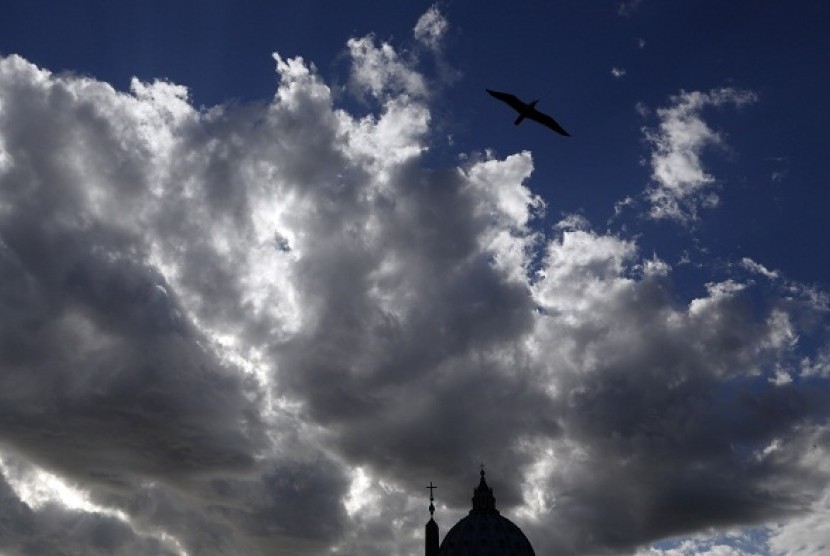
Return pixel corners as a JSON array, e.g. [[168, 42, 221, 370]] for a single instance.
[[0, 2, 829, 555], [4, 1, 828, 282]]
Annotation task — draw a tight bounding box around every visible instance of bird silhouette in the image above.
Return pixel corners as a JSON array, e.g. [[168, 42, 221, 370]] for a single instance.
[[486, 89, 570, 137]]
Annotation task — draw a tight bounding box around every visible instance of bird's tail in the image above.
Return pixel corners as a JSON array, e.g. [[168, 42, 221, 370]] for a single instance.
[[513, 114, 526, 126]]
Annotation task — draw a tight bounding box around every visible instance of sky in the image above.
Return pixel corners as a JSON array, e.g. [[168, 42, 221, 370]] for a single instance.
[[0, 1, 829, 555]]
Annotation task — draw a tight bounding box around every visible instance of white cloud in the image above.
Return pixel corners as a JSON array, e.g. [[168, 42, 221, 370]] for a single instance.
[[611, 66, 627, 78], [554, 213, 591, 231], [637, 536, 765, 556], [413, 5, 448, 51], [741, 257, 779, 279], [801, 346, 830, 378], [769, 368, 793, 385], [642, 88, 758, 223], [347, 35, 427, 100], [768, 486, 830, 555]]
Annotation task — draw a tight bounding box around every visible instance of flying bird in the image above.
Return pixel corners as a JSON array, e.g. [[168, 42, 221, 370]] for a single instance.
[[486, 89, 570, 137]]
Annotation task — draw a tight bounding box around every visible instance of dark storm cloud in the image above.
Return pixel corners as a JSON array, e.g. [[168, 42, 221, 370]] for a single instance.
[[0, 54, 349, 554], [0, 474, 180, 556], [0, 8, 829, 556], [524, 235, 830, 553], [0, 60, 260, 473]]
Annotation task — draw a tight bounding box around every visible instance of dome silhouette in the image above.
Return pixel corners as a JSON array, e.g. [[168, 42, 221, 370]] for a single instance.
[[425, 469, 535, 556]]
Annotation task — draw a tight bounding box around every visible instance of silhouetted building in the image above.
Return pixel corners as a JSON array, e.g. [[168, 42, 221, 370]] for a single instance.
[[426, 469, 536, 555]]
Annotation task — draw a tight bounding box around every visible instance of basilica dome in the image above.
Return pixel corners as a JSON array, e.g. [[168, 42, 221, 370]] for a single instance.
[[429, 470, 535, 556]]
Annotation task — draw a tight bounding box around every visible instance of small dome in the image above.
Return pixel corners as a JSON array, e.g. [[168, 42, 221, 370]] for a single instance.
[[438, 470, 535, 556]]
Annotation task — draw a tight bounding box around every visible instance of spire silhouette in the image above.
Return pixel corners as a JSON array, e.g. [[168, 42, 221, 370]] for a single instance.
[[471, 465, 498, 514], [425, 481, 439, 556]]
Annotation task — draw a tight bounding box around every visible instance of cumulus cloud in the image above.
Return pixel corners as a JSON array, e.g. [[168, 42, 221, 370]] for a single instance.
[[642, 88, 758, 223], [0, 9, 828, 556], [611, 66, 627, 79]]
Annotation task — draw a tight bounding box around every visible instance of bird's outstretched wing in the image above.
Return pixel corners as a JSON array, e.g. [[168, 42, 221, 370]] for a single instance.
[[486, 88, 571, 137], [527, 109, 570, 137], [486, 89, 527, 113]]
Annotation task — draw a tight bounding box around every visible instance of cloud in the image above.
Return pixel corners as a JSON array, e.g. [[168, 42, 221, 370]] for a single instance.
[[413, 5, 449, 51], [768, 487, 830, 555], [642, 88, 758, 223], [0, 50, 360, 554], [741, 257, 779, 280], [611, 66, 627, 79], [0, 9, 829, 556], [526, 233, 830, 552], [636, 533, 767, 556], [554, 213, 591, 232], [346, 35, 427, 101]]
